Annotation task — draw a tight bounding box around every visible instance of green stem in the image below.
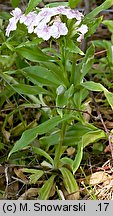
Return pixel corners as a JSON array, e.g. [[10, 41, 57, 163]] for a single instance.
[[54, 123, 66, 169], [70, 53, 76, 84], [59, 38, 69, 85]]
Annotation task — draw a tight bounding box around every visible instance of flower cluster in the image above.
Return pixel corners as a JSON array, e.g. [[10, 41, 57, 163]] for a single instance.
[[6, 6, 88, 41]]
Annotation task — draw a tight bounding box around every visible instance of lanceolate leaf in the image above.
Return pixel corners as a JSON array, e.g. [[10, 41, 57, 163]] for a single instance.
[[81, 81, 104, 92], [82, 130, 106, 148], [11, 0, 20, 8], [8, 114, 73, 158], [60, 167, 79, 195], [15, 46, 53, 62], [81, 44, 95, 79], [81, 81, 113, 110], [69, 0, 82, 9], [23, 169, 44, 184], [85, 0, 113, 21], [72, 143, 83, 174], [32, 147, 54, 165], [25, 0, 42, 14], [38, 175, 55, 200], [13, 84, 50, 95], [72, 129, 106, 173], [103, 20, 113, 33], [23, 65, 63, 86], [104, 89, 113, 110]]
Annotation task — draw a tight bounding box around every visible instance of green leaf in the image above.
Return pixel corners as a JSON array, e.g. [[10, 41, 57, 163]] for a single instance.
[[82, 129, 106, 148], [15, 46, 53, 62], [66, 40, 84, 55], [0, 12, 11, 20], [13, 84, 50, 95], [87, 17, 103, 37], [56, 84, 74, 117], [38, 175, 55, 200], [32, 147, 54, 165], [81, 81, 113, 110], [69, 0, 82, 9], [81, 81, 104, 92], [8, 114, 73, 157], [25, 0, 42, 14], [0, 87, 14, 108], [72, 143, 83, 174], [72, 129, 106, 173], [60, 157, 73, 166], [23, 66, 62, 86], [103, 20, 113, 33], [85, 0, 113, 21], [23, 169, 44, 184], [94, 40, 113, 64], [81, 44, 95, 78], [40, 122, 97, 147], [11, 0, 20, 7], [104, 89, 113, 110], [73, 45, 95, 86], [60, 167, 79, 194], [39, 131, 60, 146], [42, 62, 68, 86], [45, 2, 68, 8]]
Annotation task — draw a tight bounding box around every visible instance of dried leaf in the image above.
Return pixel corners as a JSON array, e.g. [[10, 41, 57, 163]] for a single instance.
[[8, 114, 13, 126], [2, 129, 10, 142], [49, 183, 56, 198], [14, 168, 28, 182], [89, 171, 111, 185], [67, 147, 75, 156], [83, 101, 92, 122], [18, 188, 39, 200]]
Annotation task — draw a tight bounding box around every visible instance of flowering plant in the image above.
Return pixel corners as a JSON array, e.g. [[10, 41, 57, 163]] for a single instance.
[[1, 0, 113, 199], [6, 6, 88, 42]]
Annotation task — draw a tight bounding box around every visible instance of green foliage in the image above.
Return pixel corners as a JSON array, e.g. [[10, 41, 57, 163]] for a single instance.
[[8, 114, 73, 158], [11, 0, 20, 8], [85, 0, 113, 21], [23, 168, 44, 184], [1, 0, 113, 199], [25, 0, 43, 14], [60, 167, 79, 195], [103, 20, 113, 33], [68, 0, 82, 9], [15, 46, 54, 62], [38, 175, 56, 200], [32, 147, 54, 165], [82, 81, 113, 110]]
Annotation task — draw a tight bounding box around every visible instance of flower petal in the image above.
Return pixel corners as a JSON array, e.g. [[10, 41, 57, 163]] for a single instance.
[[77, 24, 88, 34], [6, 17, 17, 36]]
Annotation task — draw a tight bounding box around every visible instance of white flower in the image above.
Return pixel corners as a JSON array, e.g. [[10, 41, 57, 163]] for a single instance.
[[51, 6, 83, 21], [36, 8, 55, 25], [6, 17, 17, 36], [6, 8, 22, 36], [50, 18, 68, 39], [77, 24, 88, 35], [10, 7, 22, 19], [77, 24, 88, 42], [20, 12, 37, 33], [6, 6, 86, 41], [20, 12, 36, 25], [77, 34, 84, 42], [34, 24, 51, 40], [66, 9, 83, 20], [53, 6, 67, 16]]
